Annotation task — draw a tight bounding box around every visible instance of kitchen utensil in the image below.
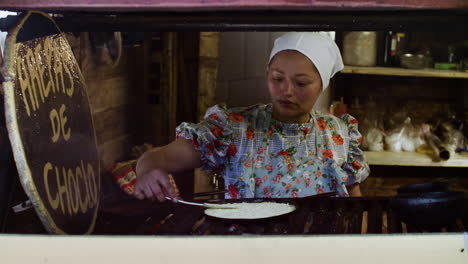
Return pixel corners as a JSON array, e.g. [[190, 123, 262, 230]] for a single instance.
[[397, 181, 449, 195], [400, 53, 432, 69], [165, 197, 238, 209], [390, 191, 465, 230]]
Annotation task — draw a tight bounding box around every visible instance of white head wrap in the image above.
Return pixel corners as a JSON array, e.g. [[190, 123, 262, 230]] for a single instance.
[[268, 32, 344, 90]]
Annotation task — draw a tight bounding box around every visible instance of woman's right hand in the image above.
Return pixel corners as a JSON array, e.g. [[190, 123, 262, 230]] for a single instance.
[[133, 168, 178, 202], [134, 150, 178, 202], [133, 139, 201, 202]]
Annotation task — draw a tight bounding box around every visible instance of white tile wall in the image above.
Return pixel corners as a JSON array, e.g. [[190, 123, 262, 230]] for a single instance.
[[217, 32, 245, 82], [227, 78, 257, 107], [215, 81, 229, 104], [245, 32, 269, 78], [256, 77, 270, 104]]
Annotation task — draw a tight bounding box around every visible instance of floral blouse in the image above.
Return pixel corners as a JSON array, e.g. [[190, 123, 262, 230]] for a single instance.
[[176, 103, 370, 198]]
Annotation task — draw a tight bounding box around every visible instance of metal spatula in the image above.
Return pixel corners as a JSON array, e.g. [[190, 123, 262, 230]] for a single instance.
[[165, 197, 238, 209]]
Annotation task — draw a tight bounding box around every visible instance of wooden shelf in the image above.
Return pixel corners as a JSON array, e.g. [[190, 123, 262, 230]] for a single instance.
[[364, 151, 468, 167], [342, 66, 468, 79]]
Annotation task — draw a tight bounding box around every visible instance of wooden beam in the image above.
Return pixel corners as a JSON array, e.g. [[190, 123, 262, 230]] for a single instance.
[[1, 0, 468, 11], [197, 32, 219, 121], [3, 10, 464, 32]]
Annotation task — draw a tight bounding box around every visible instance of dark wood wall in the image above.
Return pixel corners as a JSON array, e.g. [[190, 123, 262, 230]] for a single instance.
[[361, 166, 468, 196], [67, 33, 144, 171]]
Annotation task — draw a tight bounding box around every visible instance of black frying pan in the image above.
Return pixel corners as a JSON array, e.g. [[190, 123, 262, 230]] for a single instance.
[[397, 181, 449, 195], [390, 191, 465, 230]]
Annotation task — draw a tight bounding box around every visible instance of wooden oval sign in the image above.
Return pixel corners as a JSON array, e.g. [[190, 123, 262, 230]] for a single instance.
[[1, 11, 100, 234]]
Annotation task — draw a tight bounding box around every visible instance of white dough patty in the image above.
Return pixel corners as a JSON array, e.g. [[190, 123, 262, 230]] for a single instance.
[[205, 202, 296, 219]]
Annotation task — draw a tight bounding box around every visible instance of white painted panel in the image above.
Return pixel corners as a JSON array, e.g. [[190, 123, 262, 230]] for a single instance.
[[0, 234, 466, 264]]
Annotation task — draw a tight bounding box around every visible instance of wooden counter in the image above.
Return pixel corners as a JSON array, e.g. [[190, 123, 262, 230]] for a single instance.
[[342, 66, 468, 79], [364, 151, 468, 167]]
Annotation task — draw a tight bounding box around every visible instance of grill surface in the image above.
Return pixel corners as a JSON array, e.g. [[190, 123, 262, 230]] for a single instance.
[[114, 197, 467, 236]]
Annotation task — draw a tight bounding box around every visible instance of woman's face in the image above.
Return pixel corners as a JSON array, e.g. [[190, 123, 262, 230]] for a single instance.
[[267, 50, 322, 123]]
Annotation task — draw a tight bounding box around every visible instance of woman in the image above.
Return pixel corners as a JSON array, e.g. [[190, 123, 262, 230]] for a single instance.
[[135, 32, 370, 202]]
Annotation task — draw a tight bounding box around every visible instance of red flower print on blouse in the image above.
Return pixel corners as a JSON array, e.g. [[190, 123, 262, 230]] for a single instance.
[[206, 143, 214, 156], [208, 113, 219, 120], [245, 159, 252, 168], [316, 170, 322, 178], [285, 183, 292, 191], [210, 126, 224, 138], [287, 163, 294, 173], [228, 185, 239, 199], [357, 137, 363, 144], [268, 128, 273, 138], [216, 164, 225, 172], [265, 164, 273, 172], [305, 178, 311, 187], [227, 144, 238, 157], [245, 127, 255, 140], [317, 118, 327, 130], [322, 149, 334, 159], [352, 160, 362, 170], [332, 179, 338, 187], [349, 119, 358, 125], [316, 186, 325, 194], [192, 137, 200, 148], [303, 127, 310, 137], [274, 124, 283, 130], [229, 112, 245, 123], [257, 146, 264, 154], [214, 140, 224, 147], [277, 150, 291, 157], [291, 190, 299, 198], [295, 178, 301, 184], [274, 173, 282, 183], [332, 134, 344, 145], [255, 178, 263, 187]]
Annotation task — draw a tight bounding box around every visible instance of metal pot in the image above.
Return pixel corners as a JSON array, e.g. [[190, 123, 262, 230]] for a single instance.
[[390, 191, 465, 230], [342, 31, 378, 66]]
